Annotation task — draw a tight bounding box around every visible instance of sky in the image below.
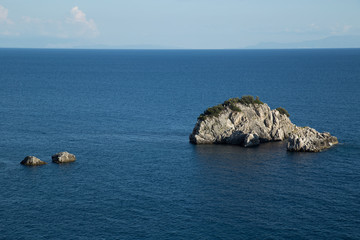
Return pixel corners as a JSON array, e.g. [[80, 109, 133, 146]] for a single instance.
[[0, 0, 360, 49]]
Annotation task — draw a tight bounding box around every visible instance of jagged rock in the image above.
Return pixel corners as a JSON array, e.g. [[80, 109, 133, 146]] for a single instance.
[[189, 96, 338, 152], [20, 156, 46, 166], [190, 97, 295, 147], [244, 133, 260, 147], [52, 152, 76, 163], [287, 127, 338, 152]]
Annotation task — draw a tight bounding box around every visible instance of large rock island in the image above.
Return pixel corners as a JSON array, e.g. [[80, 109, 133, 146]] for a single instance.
[[190, 96, 338, 152]]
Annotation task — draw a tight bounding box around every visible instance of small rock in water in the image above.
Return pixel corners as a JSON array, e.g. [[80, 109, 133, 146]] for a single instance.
[[52, 152, 76, 163], [20, 156, 47, 166], [287, 127, 338, 152]]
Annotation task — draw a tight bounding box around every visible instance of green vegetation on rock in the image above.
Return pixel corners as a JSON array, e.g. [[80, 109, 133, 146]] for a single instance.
[[228, 104, 241, 112], [239, 95, 264, 105], [253, 96, 264, 105], [197, 95, 264, 121], [198, 104, 225, 120], [276, 107, 290, 117], [224, 98, 242, 112], [224, 96, 263, 107], [205, 104, 225, 116]]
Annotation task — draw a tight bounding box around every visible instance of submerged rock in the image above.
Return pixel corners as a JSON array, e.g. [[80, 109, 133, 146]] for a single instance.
[[20, 156, 46, 166], [190, 96, 295, 147], [52, 152, 76, 163], [287, 127, 338, 152], [190, 96, 338, 152]]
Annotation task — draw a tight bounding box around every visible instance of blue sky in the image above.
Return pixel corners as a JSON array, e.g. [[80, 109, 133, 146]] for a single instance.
[[0, 0, 359, 49]]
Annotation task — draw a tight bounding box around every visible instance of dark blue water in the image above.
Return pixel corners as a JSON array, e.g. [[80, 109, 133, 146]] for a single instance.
[[1, 49, 360, 239]]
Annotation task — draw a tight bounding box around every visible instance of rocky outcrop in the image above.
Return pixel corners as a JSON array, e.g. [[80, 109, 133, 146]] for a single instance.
[[190, 96, 338, 152], [244, 133, 260, 147], [287, 127, 338, 152], [20, 156, 46, 166], [52, 152, 76, 163], [190, 97, 295, 147]]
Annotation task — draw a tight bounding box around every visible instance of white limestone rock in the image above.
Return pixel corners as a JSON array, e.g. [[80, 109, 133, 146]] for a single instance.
[[52, 151, 76, 164], [189, 97, 295, 147], [244, 133, 260, 147], [20, 156, 46, 166], [189, 96, 338, 152], [287, 127, 338, 152]]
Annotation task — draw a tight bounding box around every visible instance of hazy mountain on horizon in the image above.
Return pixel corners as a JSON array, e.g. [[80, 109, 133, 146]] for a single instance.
[[247, 35, 360, 49], [1, 35, 359, 50]]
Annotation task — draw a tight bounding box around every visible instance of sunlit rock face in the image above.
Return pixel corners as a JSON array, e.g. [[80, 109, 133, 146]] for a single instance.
[[190, 98, 294, 147], [190, 96, 338, 152], [20, 156, 46, 166], [52, 152, 76, 163], [287, 127, 338, 152]]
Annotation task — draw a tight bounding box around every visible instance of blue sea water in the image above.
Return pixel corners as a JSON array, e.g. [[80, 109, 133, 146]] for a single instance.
[[0, 48, 360, 239]]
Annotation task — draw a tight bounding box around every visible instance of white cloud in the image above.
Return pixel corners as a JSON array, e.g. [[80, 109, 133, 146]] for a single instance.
[[0, 5, 13, 24], [22, 16, 43, 24], [282, 23, 355, 37], [330, 24, 353, 35], [20, 16, 68, 38], [16, 6, 99, 39], [343, 25, 352, 33], [68, 6, 98, 37], [309, 23, 320, 30], [0, 5, 17, 36]]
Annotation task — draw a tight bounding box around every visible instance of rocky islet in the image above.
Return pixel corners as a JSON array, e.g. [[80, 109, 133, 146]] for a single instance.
[[19, 96, 337, 167], [52, 151, 76, 164], [190, 96, 338, 152], [287, 126, 338, 152], [20, 156, 47, 166], [20, 152, 76, 166]]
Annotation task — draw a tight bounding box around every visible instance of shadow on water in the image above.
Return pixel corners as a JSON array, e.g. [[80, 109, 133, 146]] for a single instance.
[[193, 141, 288, 167], [193, 141, 334, 164], [190, 142, 289, 182], [194, 141, 285, 158], [190, 141, 324, 182]]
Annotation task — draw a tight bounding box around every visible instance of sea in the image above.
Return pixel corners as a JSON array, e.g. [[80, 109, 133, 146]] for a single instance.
[[0, 48, 359, 239]]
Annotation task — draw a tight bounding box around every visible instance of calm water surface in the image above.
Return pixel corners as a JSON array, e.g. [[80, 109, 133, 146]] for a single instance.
[[0, 49, 360, 239]]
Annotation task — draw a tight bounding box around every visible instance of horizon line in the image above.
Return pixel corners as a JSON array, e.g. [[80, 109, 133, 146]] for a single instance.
[[1, 47, 360, 51]]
